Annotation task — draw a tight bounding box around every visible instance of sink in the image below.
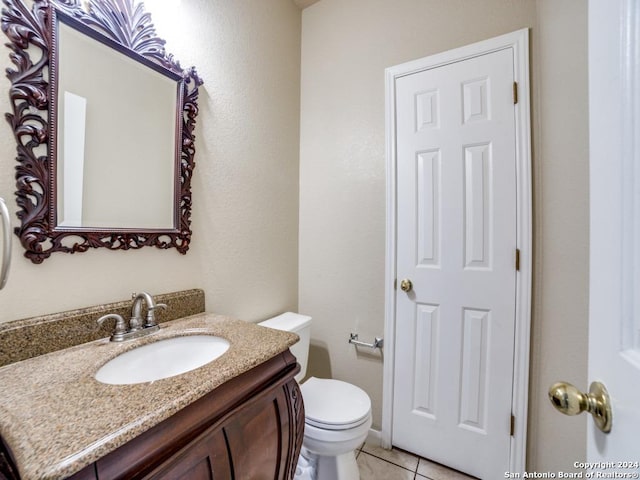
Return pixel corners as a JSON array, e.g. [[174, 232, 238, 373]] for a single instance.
[[95, 335, 230, 385]]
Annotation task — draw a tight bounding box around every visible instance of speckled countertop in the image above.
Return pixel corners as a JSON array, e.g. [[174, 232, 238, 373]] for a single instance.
[[0, 312, 298, 480]]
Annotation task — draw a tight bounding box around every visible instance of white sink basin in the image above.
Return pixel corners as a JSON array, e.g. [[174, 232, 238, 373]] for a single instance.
[[95, 335, 230, 385]]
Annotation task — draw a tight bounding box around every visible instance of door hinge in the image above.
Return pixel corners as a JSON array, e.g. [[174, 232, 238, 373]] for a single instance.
[[513, 81, 518, 104], [515, 249, 521, 271], [510, 414, 515, 436]]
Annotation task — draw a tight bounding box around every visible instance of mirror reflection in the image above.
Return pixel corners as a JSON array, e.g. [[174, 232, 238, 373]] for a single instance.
[[56, 20, 178, 229]]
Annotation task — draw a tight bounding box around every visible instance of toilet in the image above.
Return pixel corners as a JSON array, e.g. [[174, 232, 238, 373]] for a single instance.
[[259, 312, 372, 480]]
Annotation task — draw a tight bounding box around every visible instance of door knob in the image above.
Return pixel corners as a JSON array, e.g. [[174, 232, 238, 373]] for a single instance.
[[548, 381, 612, 433], [400, 279, 413, 293]]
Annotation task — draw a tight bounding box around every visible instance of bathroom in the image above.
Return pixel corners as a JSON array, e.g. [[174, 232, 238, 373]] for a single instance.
[[0, 0, 603, 477]]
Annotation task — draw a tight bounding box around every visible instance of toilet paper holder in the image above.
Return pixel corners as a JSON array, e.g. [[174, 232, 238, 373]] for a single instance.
[[349, 333, 383, 349]]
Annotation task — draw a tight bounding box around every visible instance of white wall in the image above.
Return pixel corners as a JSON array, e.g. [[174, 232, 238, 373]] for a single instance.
[[0, 0, 301, 323], [299, 0, 589, 471]]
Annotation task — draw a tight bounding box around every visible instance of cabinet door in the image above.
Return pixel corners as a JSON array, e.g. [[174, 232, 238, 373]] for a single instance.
[[145, 429, 231, 480], [146, 379, 302, 480], [67, 464, 98, 480], [224, 386, 293, 480]]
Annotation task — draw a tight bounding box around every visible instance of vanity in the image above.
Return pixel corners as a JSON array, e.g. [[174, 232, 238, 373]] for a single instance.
[[0, 312, 304, 479]]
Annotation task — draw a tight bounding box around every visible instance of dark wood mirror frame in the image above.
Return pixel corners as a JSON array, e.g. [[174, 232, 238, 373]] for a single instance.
[[1, 0, 203, 263]]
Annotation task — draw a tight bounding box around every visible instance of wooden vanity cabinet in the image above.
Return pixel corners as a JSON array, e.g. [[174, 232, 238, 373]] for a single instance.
[[0, 350, 304, 480]]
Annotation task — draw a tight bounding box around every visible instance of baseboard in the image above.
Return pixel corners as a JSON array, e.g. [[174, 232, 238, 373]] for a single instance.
[[366, 428, 383, 447]]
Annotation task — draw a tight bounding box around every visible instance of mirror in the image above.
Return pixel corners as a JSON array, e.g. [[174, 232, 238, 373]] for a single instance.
[[1, 0, 203, 263]]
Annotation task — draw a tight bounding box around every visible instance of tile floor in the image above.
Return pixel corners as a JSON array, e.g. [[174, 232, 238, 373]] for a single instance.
[[356, 442, 477, 480]]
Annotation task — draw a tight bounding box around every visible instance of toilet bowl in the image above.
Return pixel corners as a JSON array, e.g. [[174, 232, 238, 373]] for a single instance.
[[258, 313, 372, 480], [301, 377, 372, 479]]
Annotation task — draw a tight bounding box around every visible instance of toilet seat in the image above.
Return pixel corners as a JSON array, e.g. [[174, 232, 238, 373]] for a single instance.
[[301, 377, 371, 431]]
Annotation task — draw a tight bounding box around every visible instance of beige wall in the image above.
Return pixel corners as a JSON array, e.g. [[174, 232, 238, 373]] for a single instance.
[[0, 0, 590, 471], [299, 0, 588, 471], [0, 0, 301, 323], [528, 0, 589, 470]]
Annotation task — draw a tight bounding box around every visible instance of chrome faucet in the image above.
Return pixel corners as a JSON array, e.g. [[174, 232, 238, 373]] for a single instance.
[[130, 291, 167, 330], [97, 292, 167, 342]]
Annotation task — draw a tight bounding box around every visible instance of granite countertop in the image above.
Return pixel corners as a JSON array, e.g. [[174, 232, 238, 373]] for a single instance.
[[0, 312, 298, 480]]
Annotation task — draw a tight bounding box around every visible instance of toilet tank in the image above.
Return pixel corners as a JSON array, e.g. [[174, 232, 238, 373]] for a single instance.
[[258, 312, 311, 382]]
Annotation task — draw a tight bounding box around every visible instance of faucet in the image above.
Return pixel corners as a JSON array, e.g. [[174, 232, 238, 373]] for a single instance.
[[130, 291, 167, 330], [97, 292, 167, 342]]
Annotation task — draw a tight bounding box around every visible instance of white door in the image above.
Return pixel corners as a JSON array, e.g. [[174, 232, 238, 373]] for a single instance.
[[586, 0, 640, 462], [392, 48, 518, 479]]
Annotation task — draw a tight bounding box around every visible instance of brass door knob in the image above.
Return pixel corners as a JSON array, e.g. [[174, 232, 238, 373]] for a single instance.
[[548, 381, 612, 433], [400, 279, 413, 293]]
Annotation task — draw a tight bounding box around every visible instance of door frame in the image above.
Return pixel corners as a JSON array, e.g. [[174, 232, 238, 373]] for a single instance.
[[382, 29, 532, 472]]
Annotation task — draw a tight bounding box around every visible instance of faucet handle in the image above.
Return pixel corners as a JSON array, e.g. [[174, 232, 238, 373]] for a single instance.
[[97, 314, 127, 342], [145, 303, 167, 328]]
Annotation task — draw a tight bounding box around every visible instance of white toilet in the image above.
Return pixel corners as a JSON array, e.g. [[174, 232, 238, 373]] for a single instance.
[[259, 312, 372, 480]]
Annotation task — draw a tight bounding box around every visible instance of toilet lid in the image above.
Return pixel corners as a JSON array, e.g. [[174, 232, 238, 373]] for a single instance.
[[301, 377, 371, 430]]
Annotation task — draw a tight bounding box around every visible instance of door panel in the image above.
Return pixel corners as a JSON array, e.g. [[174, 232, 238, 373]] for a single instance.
[[587, 0, 640, 463], [392, 48, 517, 479]]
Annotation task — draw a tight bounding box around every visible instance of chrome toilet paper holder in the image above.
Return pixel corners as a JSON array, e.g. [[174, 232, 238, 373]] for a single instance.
[[349, 333, 383, 349]]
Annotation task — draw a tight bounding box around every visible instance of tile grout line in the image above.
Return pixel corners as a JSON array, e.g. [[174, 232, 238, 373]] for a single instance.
[[359, 450, 418, 475], [359, 443, 470, 480], [362, 445, 422, 472]]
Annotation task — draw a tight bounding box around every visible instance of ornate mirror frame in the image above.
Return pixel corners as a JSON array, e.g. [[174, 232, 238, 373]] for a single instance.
[[1, 0, 203, 263]]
